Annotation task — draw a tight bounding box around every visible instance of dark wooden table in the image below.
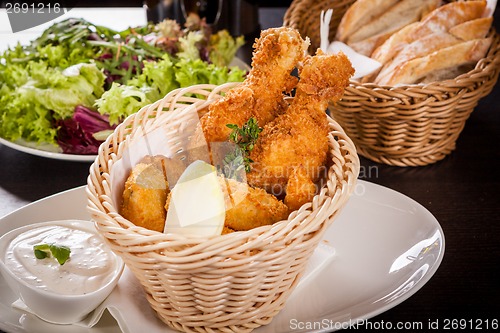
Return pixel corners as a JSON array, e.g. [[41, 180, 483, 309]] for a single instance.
[[1, 4, 500, 333]]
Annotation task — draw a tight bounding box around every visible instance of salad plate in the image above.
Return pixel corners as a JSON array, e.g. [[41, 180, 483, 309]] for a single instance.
[[0, 8, 249, 163], [0, 137, 96, 162], [0, 8, 147, 164], [0, 56, 249, 163], [0, 180, 445, 333]]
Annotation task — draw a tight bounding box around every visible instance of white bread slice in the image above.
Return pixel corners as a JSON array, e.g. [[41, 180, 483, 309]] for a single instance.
[[335, 0, 399, 42], [375, 37, 493, 85]]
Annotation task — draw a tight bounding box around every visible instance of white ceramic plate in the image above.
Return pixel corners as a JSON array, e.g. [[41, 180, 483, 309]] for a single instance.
[[0, 180, 445, 333], [0, 137, 97, 162]]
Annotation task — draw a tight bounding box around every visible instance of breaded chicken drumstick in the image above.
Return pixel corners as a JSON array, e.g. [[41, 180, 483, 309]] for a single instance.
[[199, 27, 310, 144], [247, 50, 354, 211]]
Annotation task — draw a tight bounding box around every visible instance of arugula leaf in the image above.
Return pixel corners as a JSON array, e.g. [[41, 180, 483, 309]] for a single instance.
[[33, 243, 71, 265]]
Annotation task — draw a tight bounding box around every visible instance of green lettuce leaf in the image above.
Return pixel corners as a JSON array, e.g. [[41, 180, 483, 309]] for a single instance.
[[209, 30, 245, 67], [0, 62, 105, 145], [95, 56, 246, 123], [0, 89, 57, 144], [175, 58, 246, 87], [22, 63, 105, 119], [177, 31, 204, 61], [129, 55, 178, 99], [94, 83, 153, 125], [96, 55, 179, 124]]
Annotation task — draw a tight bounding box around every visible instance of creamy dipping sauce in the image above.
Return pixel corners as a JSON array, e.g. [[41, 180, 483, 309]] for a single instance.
[[4, 225, 117, 295]]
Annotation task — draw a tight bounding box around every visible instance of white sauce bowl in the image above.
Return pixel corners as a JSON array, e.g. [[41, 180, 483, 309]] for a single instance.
[[0, 220, 124, 324]]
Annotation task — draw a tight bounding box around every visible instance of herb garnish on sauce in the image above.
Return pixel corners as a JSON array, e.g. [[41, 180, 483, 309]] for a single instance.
[[33, 243, 71, 265]]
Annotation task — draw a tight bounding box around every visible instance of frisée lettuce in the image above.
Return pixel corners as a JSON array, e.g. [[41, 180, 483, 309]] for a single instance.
[[0, 62, 105, 145]]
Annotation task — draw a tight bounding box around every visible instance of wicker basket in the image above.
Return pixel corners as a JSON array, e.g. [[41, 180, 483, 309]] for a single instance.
[[86, 83, 360, 333], [284, 0, 500, 166]]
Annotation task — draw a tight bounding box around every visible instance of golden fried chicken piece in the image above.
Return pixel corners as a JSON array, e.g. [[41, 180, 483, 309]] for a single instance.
[[121, 157, 169, 232], [223, 177, 289, 231], [247, 50, 354, 200], [199, 27, 309, 144], [222, 226, 236, 235], [162, 174, 287, 232], [284, 165, 318, 212]]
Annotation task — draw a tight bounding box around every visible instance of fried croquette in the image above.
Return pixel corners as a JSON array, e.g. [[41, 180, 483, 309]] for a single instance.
[[222, 226, 236, 235], [121, 159, 169, 232], [223, 177, 289, 231], [162, 175, 288, 232]]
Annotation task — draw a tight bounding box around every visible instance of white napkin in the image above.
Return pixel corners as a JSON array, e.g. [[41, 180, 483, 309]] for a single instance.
[[485, 0, 497, 17], [320, 9, 381, 79], [12, 241, 336, 333]]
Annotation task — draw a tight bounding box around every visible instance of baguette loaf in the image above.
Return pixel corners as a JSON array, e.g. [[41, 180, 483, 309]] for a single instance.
[[368, 0, 492, 85], [336, 0, 440, 56], [370, 22, 420, 65], [335, 0, 399, 42], [374, 32, 462, 84], [347, 0, 437, 44], [407, 0, 487, 40], [375, 37, 493, 85], [449, 16, 493, 40]]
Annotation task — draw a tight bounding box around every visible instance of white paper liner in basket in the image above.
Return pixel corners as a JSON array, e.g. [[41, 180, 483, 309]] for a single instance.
[[86, 83, 360, 333]]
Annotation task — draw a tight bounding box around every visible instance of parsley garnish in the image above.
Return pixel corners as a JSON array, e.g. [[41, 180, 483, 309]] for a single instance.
[[224, 117, 262, 175], [33, 243, 71, 265]]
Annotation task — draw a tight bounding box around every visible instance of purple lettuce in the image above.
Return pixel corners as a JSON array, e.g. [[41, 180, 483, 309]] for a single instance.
[[55, 105, 116, 155]]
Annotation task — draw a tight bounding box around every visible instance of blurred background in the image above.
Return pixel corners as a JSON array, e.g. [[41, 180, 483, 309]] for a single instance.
[[0, 0, 294, 62], [78, 0, 294, 63]]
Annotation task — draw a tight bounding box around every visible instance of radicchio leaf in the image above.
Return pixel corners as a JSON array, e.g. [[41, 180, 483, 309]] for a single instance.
[[56, 105, 115, 155]]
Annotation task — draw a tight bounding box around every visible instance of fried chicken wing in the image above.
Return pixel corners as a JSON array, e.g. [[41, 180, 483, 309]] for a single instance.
[[199, 27, 309, 144], [247, 50, 354, 208]]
